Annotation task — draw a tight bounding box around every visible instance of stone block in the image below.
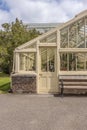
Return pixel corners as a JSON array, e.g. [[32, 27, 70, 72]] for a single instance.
[[11, 74, 36, 93]]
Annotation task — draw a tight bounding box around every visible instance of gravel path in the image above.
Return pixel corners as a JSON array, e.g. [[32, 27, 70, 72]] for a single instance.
[[0, 94, 87, 130]]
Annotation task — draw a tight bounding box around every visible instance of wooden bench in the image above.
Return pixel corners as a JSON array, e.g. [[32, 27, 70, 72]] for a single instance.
[[59, 75, 87, 96]]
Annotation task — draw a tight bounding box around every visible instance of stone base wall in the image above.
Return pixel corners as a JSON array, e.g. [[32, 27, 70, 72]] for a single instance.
[[11, 74, 36, 93]]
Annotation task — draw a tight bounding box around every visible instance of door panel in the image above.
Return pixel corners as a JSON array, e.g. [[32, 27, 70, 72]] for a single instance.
[[48, 77, 57, 89], [39, 47, 58, 93]]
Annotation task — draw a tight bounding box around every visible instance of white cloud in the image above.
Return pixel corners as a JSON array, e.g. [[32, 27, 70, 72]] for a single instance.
[[59, 0, 86, 17], [0, 9, 11, 25], [0, 0, 87, 27]]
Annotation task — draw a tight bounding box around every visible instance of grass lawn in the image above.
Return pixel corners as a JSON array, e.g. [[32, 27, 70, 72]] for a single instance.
[[0, 72, 11, 93]]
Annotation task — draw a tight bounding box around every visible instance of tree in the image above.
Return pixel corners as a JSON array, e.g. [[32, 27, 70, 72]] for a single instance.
[[0, 18, 40, 74]]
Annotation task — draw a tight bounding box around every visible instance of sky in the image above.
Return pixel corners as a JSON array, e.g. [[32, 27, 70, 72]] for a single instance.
[[0, 0, 87, 26]]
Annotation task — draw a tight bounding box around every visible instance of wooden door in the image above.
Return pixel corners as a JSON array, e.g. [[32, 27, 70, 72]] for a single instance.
[[39, 47, 58, 93]]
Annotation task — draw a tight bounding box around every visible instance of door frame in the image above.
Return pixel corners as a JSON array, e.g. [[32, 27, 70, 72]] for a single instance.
[[37, 46, 58, 93]]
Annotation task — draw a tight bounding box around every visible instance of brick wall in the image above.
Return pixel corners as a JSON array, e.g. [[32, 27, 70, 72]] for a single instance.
[[11, 74, 36, 93]]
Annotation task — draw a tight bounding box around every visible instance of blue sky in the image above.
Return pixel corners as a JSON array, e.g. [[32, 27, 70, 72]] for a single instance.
[[0, 0, 87, 26]]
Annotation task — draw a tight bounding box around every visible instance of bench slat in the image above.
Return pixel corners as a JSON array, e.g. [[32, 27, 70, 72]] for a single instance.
[[59, 75, 87, 80], [60, 86, 87, 89], [59, 82, 87, 85], [59, 79, 87, 82]]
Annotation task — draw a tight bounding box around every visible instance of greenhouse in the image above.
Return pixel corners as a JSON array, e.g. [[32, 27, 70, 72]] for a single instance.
[[11, 10, 87, 94]]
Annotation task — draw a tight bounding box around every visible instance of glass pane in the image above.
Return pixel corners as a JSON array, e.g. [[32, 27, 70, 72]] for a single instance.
[[60, 53, 87, 71], [60, 17, 85, 48], [85, 54, 87, 70], [69, 23, 77, 48], [77, 53, 85, 70], [60, 27, 68, 48], [85, 17, 87, 48], [20, 53, 25, 70], [19, 52, 36, 71], [40, 48, 55, 72], [48, 48, 55, 72], [23, 42, 36, 49], [77, 19, 85, 48], [40, 33, 57, 43], [40, 48, 47, 72], [60, 53, 67, 71], [69, 53, 76, 71], [25, 53, 36, 71]]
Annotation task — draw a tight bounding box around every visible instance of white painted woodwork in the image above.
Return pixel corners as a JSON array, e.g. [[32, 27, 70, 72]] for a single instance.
[[15, 52, 19, 73], [38, 47, 58, 93], [15, 48, 36, 53]]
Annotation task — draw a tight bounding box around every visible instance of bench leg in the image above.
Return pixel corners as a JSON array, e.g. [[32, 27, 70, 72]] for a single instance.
[[60, 79, 64, 97], [61, 86, 64, 97]]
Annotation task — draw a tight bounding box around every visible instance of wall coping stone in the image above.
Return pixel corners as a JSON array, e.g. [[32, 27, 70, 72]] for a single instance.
[[11, 73, 36, 78]]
